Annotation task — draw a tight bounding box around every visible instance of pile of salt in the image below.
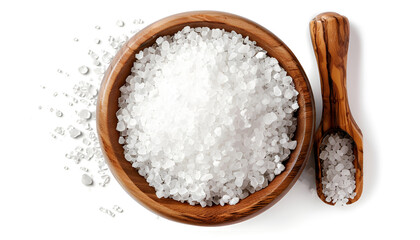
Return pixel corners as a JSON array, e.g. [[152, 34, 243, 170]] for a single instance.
[[116, 27, 300, 207], [319, 132, 356, 205]]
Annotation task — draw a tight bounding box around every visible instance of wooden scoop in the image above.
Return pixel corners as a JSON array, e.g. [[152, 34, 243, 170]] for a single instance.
[[310, 12, 363, 205]]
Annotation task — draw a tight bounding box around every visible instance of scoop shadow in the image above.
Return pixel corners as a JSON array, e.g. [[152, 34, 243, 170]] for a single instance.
[[346, 23, 378, 205]]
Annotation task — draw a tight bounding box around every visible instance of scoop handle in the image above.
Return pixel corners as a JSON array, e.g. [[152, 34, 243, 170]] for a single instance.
[[310, 12, 350, 127]]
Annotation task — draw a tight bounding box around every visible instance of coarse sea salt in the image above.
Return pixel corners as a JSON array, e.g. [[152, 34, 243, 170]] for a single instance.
[[41, 18, 147, 218], [116, 26, 299, 207], [319, 132, 356, 206]]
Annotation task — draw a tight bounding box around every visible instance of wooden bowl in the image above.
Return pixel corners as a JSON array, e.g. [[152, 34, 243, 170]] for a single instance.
[[97, 11, 315, 226]]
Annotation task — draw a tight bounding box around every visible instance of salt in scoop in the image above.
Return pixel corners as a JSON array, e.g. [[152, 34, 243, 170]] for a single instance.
[[310, 12, 363, 205]]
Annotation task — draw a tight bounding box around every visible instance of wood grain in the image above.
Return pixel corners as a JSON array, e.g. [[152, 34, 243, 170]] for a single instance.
[[310, 12, 363, 205], [97, 11, 315, 225]]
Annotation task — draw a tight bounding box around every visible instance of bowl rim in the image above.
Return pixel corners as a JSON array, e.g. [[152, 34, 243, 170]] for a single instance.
[[97, 10, 315, 226]]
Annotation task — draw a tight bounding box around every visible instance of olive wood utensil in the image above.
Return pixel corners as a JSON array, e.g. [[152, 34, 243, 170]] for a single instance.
[[310, 12, 363, 205]]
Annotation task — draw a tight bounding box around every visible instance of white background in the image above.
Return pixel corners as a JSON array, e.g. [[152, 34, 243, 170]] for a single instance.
[[1, 0, 419, 239]]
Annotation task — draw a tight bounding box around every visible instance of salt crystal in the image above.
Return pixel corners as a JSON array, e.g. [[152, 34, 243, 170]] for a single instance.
[[102, 51, 112, 64], [328, 136, 336, 145], [214, 127, 222, 136], [319, 150, 328, 160], [288, 141, 297, 150], [252, 159, 264, 166], [78, 65, 89, 75], [69, 127, 82, 138], [341, 169, 350, 176], [55, 110, 63, 117], [133, 19, 144, 24], [255, 52, 265, 59], [263, 112, 278, 125], [238, 44, 249, 53], [81, 174, 93, 186], [116, 20, 125, 27], [156, 37, 164, 45], [161, 41, 169, 50], [99, 207, 115, 217], [284, 89, 294, 99], [82, 138, 91, 145], [229, 197, 239, 205], [116, 122, 125, 131], [273, 86, 282, 96], [78, 109, 91, 120], [113, 205, 123, 213], [335, 163, 344, 171]]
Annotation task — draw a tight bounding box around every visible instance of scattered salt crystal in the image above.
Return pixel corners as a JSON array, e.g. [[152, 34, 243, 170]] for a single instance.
[[55, 110, 63, 117], [133, 19, 144, 24], [113, 205, 124, 213], [78, 109, 91, 120], [99, 175, 110, 187], [116, 20, 125, 27], [78, 65, 89, 75], [82, 138, 91, 145], [42, 20, 140, 217], [81, 174, 93, 186], [55, 127, 64, 135], [69, 127, 82, 138], [102, 52, 112, 64], [99, 207, 115, 217]]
